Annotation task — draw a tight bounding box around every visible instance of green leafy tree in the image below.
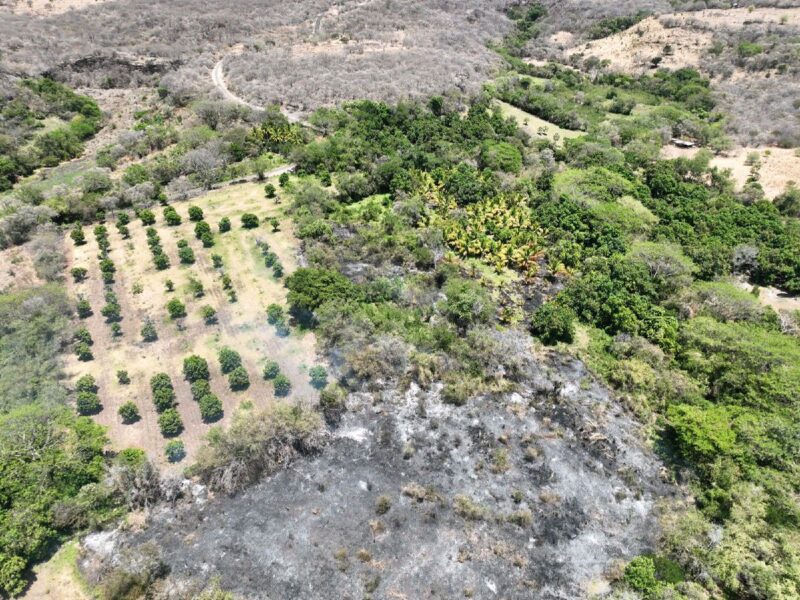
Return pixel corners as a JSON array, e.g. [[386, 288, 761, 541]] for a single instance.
[[199, 394, 223, 422], [270, 217, 280, 232], [228, 366, 250, 390], [158, 408, 184, 437], [153, 387, 176, 412], [74, 327, 93, 346], [141, 319, 158, 342], [530, 303, 576, 345], [138, 209, 156, 225], [201, 232, 215, 248], [71, 267, 88, 282], [70, 227, 86, 245], [263, 360, 280, 380], [118, 401, 140, 423], [190, 379, 211, 401], [76, 391, 101, 414], [153, 252, 170, 270], [264, 183, 276, 198], [164, 206, 182, 226], [165, 439, 186, 462], [76, 297, 92, 318], [167, 298, 186, 319], [218, 347, 242, 374], [188, 205, 204, 221], [278, 172, 290, 187], [74, 342, 93, 361], [285, 268, 358, 314], [76, 373, 97, 392], [211, 254, 224, 268], [241, 213, 259, 229], [443, 278, 492, 329], [266, 303, 284, 324], [273, 373, 291, 396], [178, 245, 196, 264], [218, 217, 231, 233], [183, 355, 210, 382], [309, 366, 328, 388], [194, 220, 211, 239]]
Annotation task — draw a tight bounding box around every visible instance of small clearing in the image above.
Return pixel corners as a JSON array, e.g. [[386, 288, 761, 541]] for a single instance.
[[64, 177, 321, 469], [22, 541, 88, 600], [494, 99, 583, 145], [662, 145, 800, 199]]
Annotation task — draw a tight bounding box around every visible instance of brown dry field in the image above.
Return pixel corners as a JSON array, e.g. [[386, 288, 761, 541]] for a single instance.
[[0, 242, 43, 292], [63, 177, 322, 470], [565, 8, 800, 76], [662, 145, 800, 199], [1, 0, 106, 15]]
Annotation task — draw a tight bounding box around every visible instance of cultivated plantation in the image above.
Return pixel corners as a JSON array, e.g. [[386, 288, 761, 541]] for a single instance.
[[64, 178, 319, 465]]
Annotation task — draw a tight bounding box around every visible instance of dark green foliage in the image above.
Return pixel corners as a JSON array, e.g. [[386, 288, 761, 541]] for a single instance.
[[101, 301, 121, 322], [211, 254, 224, 268], [273, 373, 291, 396], [0, 405, 109, 596], [188, 205, 204, 221], [163, 206, 182, 226], [118, 401, 140, 423], [194, 220, 212, 239], [74, 327, 93, 346], [201, 231, 215, 248], [587, 13, 649, 40], [530, 303, 576, 345], [188, 277, 204, 298], [266, 303, 284, 325], [70, 227, 86, 245], [265, 183, 276, 198], [309, 366, 328, 388], [110, 322, 123, 337], [269, 217, 280, 232], [76, 296, 92, 318], [116, 370, 130, 385], [218, 346, 242, 374], [199, 394, 223, 422], [74, 342, 93, 361], [443, 278, 492, 329], [190, 379, 211, 401], [153, 252, 170, 270], [158, 408, 183, 437], [285, 268, 358, 314], [141, 319, 158, 342], [241, 213, 259, 228], [218, 217, 231, 233], [278, 172, 290, 187], [183, 355, 210, 382], [263, 360, 280, 380], [165, 439, 185, 462], [228, 366, 250, 391], [138, 209, 156, 226], [71, 267, 88, 282], [623, 557, 663, 598], [76, 391, 101, 414], [153, 388, 176, 412], [200, 305, 217, 324], [166, 298, 186, 319], [76, 374, 97, 393], [178, 245, 196, 264]]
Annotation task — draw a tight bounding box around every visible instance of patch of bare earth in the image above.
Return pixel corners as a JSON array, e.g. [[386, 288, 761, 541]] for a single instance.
[[64, 178, 321, 471], [0, 242, 43, 292], [566, 8, 800, 75], [662, 145, 800, 199]]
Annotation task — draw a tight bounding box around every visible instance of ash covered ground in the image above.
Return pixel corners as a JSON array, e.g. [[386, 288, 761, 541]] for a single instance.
[[81, 350, 677, 599]]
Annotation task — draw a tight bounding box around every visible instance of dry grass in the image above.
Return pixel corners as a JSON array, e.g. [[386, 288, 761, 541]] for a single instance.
[[0, 242, 43, 292], [64, 177, 321, 470], [1, 0, 107, 16], [493, 99, 583, 146]]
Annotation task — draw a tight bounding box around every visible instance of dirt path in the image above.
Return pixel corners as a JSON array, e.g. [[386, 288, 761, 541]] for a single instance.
[[211, 59, 264, 112]]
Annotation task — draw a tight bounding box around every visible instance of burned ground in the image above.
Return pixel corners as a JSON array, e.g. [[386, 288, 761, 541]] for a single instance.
[[81, 352, 676, 599]]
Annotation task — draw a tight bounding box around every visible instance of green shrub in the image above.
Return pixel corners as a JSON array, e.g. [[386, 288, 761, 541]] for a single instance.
[[309, 366, 328, 388], [163, 206, 182, 226], [165, 439, 186, 462], [218, 217, 231, 233], [178, 245, 195, 264], [118, 401, 140, 423], [76, 297, 92, 318], [264, 183, 276, 198], [76, 391, 101, 414], [183, 355, 210, 382], [623, 556, 663, 598], [71, 267, 88, 282], [262, 360, 280, 380], [201, 232, 215, 248], [273, 373, 291, 396], [74, 327, 93, 346], [188, 277, 204, 298], [200, 305, 217, 324], [74, 342, 93, 361], [76, 374, 97, 393], [218, 347, 242, 374], [211, 254, 224, 268], [153, 387, 176, 412], [188, 205, 204, 221], [158, 408, 183, 437], [138, 209, 156, 225], [116, 370, 131, 384], [141, 319, 158, 342], [190, 379, 211, 401], [150, 372, 173, 392], [194, 220, 211, 239], [166, 298, 186, 319], [530, 302, 576, 345], [199, 394, 223, 422], [241, 213, 259, 229], [70, 227, 86, 245], [228, 366, 250, 391]]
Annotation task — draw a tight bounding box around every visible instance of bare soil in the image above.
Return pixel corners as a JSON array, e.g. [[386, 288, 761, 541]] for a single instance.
[[662, 145, 800, 199], [64, 178, 321, 470], [0, 242, 43, 292]]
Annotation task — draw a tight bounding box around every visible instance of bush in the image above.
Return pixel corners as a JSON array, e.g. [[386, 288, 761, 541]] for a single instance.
[[74, 342, 93, 361], [218, 347, 242, 374], [74, 327, 93, 346], [165, 439, 186, 462], [188, 205, 204, 221], [443, 278, 492, 329], [116, 370, 130, 384], [163, 207, 181, 226], [139, 209, 156, 225], [228, 366, 250, 390], [190, 379, 211, 401], [241, 213, 259, 229], [71, 267, 88, 282], [200, 305, 217, 324], [153, 387, 176, 412], [141, 319, 158, 342], [183, 355, 210, 382], [279, 172, 290, 187], [530, 302, 576, 345], [76, 374, 97, 393], [76, 297, 92, 318], [319, 384, 347, 421], [110, 322, 123, 337], [158, 408, 183, 437], [200, 232, 214, 248], [264, 183, 276, 198], [118, 401, 140, 423], [218, 217, 231, 233], [623, 556, 664, 598], [267, 303, 284, 325], [188, 277, 204, 298], [153, 252, 170, 270], [262, 360, 280, 380], [70, 227, 86, 245], [194, 220, 211, 239], [199, 394, 223, 422], [76, 391, 101, 414], [273, 373, 291, 396], [269, 217, 280, 232], [309, 366, 328, 388], [101, 302, 121, 322], [211, 254, 224, 268], [178, 245, 195, 264], [166, 298, 186, 319], [150, 372, 172, 392]]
